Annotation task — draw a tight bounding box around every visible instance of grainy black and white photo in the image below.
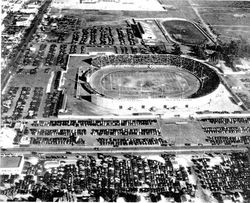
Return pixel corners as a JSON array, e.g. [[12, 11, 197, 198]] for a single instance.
[[1, 0, 250, 202]]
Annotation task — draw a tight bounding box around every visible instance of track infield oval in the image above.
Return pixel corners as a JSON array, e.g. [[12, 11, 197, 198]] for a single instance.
[[89, 66, 200, 99]]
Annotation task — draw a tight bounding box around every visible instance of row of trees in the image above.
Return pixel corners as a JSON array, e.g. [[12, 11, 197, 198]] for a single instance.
[[183, 39, 250, 70]]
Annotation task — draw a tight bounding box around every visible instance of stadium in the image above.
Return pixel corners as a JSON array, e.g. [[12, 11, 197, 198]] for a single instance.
[[78, 54, 220, 112]]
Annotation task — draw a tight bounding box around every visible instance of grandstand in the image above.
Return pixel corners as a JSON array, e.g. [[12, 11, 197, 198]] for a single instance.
[[77, 54, 220, 111]]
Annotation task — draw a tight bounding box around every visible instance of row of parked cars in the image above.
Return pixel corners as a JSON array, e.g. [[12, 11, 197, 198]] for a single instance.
[[32, 44, 47, 67], [56, 44, 67, 66], [200, 117, 250, 125], [12, 87, 31, 120], [25, 87, 43, 119], [43, 90, 63, 118], [30, 136, 85, 145], [202, 126, 250, 134], [91, 128, 161, 136], [31, 119, 158, 127], [29, 128, 86, 136], [96, 137, 168, 146], [1, 86, 19, 114], [45, 44, 57, 66], [206, 135, 250, 145]]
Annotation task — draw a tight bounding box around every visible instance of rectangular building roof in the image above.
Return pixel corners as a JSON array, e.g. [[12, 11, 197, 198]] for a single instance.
[[0, 156, 23, 168]]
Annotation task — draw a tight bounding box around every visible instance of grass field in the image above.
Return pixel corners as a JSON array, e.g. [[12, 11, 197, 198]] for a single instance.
[[162, 19, 208, 45], [89, 65, 200, 99], [191, 0, 250, 43], [50, 1, 200, 26]]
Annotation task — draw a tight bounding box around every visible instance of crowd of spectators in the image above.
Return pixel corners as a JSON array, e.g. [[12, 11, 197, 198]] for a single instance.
[[205, 136, 250, 145], [202, 126, 250, 134], [96, 137, 167, 146], [90, 54, 220, 98]]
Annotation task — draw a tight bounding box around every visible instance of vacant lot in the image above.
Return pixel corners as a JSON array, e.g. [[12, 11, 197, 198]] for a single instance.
[[50, 1, 200, 25], [192, 0, 250, 42]]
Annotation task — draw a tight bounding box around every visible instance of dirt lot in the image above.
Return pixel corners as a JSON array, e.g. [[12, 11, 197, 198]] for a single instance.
[[224, 73, 250, 109], [191, 0, 250, 42], [50, 2, 200, 25]]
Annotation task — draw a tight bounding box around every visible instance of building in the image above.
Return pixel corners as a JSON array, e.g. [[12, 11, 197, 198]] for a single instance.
[[15, 14, 35, 27], [0, 155, 24, 175], [44, 161, 60, 169], [139, 21, 157, 44]]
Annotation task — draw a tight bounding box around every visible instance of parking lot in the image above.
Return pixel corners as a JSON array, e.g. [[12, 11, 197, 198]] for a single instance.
[[199, 117, 250, 145], [1, 86, 45, 120]]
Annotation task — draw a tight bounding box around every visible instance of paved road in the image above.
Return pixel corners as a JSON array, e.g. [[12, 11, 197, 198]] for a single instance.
[[1, 0, 52, 90], [3, 145, 248, 155], [212, 25, 250, 28]]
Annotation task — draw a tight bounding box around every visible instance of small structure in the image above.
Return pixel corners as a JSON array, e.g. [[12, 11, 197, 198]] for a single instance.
[[44, 161, 60, 169]]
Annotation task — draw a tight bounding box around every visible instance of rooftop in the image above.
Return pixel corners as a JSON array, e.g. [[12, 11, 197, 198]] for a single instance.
[[0, 156, 23, 168]]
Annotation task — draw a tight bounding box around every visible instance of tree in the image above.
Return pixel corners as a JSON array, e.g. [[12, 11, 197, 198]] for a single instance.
[[190, 45, 207, 60], [171, 43, 182, 55]]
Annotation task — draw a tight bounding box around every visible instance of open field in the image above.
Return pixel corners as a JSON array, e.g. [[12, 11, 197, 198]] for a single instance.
[[224, 73, 250, 109], [50, 3, 200, 26], [191, 0, 250, 42]]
